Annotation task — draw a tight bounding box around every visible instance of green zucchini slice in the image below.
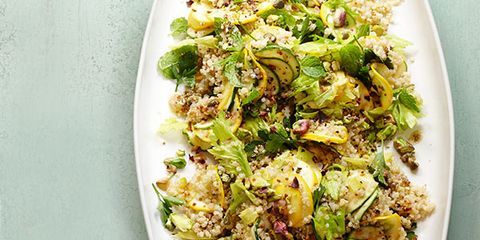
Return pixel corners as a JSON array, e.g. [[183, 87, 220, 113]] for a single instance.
[[255, 45, 300, 78], [260, 63, 280, 95], [258, 58, 294, 86]]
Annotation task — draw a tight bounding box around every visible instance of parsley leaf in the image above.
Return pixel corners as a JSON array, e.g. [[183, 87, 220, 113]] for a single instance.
[[245, 140, 263, 157], [170, 17, 188, 40], [301, 56, 327, 78], [265, 133, 290, 153], [258, 124, 296, 154]]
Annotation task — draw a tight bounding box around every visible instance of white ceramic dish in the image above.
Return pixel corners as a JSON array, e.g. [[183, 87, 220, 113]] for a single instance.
[[133, 0, 455, 239]]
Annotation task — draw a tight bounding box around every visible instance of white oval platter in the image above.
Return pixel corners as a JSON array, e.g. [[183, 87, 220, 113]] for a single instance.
[[133, 0, 455, 239]]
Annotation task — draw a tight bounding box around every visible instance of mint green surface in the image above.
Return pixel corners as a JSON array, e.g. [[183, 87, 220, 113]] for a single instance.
[[0, 0, 478, 239]]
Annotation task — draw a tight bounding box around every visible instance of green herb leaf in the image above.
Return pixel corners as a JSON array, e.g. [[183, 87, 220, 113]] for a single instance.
[[245, 140, 263, 156], [158, 45, 198, 90], [258, 124, 296, 154], [242, 89, 260, 105], [226, 28, 244, 52], [209, 141, 252, 176], [290, 75, 318, 97], [391, 88, 422, 130], [243, 117, 269, 139], [294, 16, 324, 43], [214, 17, 225, 36], [264, 133, 290, 153], [224, 60, 242, 87], [356, 24, 371, 38], [170, 17, 188, 40], [301, 56, 327, 78], [339, 43, 364, 77], [209, 113, 253, 177], [363, 48, 377, 63], [259, 9, 296, 29], [397, 89, 420, 113], [211, 112, 236, 142], [218, 52, 244, 87], [406, 231, 418, 240], [163, 195, 186, 206], [294, 16, 311, 41], [152, 184, 185, 225], [358, 65, 372, 88], [252, 219, 261, 240], [383, 57, 394, 69], [364, 48, 394, 69]]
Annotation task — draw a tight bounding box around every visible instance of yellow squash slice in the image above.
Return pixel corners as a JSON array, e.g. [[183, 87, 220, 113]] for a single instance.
[[370, 63, 393, 110], [301, 122, 349, 144]]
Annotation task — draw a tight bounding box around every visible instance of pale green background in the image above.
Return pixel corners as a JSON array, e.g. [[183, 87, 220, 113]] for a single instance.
[[0, 0, 478, 239]]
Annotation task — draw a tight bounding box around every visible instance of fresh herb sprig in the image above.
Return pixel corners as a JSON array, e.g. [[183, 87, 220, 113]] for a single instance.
[[152, 184, 185, 225]]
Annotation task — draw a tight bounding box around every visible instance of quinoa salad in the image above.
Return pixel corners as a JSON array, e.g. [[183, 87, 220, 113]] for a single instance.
[[152, 0, 434, 239]]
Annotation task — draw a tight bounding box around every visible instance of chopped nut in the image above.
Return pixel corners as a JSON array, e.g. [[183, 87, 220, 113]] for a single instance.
[[156, 178, 170, 191], [292, 120, 311, 135], [394, 137, 418, 170], [273, 0, 285, 9], [290, 177, 299, 188]]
